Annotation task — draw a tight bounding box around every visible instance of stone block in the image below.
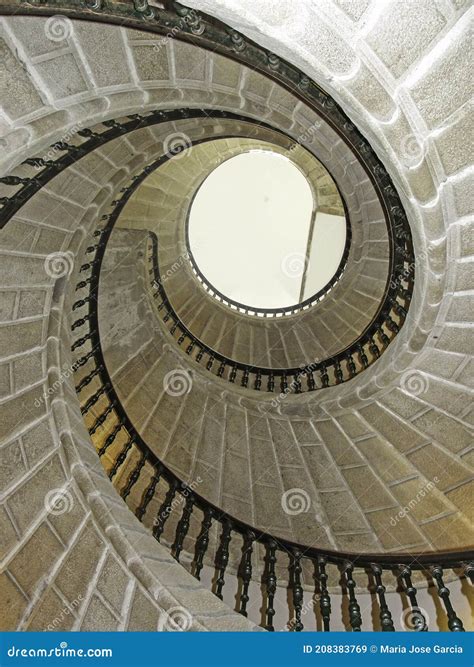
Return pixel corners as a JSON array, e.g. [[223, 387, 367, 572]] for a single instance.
[[0, 291, 16, 321], [341, 466, 395, 511], [365, 508, 427, 550], [409, 21, 472, 128], [355, 436, 417, 484], [26, 586, 76, 631], [0, 438, 27, 492], [102, 557, 140, 616], [435, 106, 473, 176], [34, 53, 88, 100], [130, 44, 170, 83], [74, 24, 132, 88], [319, 489, 369, 533], [357, 403, 427, 453], [407, 443, 471, 491], [0, 384, 47, 446], [0, 504, 19, 561], [0, 38, 43, 120], [314, 419, 365, 465], [22, 418, 57, 467], [17, 290, 48, 319], [54, 522, 105, 603], [0, 572, 28, 631], [7, 454, 66, 533], [9, 522, 63, 596], [411, 411, 472, 454], [80, 595, 119, 631], [126, 588, 160, 631]]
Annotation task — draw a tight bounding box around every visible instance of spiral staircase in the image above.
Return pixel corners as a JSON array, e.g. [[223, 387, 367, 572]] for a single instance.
[[0, 0, 472, 633]]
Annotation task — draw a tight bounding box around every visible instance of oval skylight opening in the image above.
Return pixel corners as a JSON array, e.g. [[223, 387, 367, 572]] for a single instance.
[[187, 150, 346, 312]]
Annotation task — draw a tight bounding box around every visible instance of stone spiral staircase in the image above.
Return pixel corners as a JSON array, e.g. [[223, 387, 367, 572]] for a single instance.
[[0, 0, 472, 634]]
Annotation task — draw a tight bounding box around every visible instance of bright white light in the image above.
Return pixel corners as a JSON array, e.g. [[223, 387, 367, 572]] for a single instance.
[[188, 150, 346, 310]]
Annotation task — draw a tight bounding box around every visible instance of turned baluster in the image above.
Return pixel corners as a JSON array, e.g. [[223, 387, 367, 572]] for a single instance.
[[357, 344, 369, 368], [254, 370, 262, 391], [89, 402, 115, 435], [217, 360, 226, 377], [81, 384, 109, 414], [136, 465, 162, 520], [344, 562, 362, 631], [195, 348, 204, 363], [172, 491, 195, 562], [238, 531, 255, 617], [430, 565, 464, 631], [307, 371, 316, 391], [320, 364, 329, 388], [241, 368, 249, 387], [386, 314, 399, 334], [214, 521, 233, 599], [108, 436, 134, 480], [264, 540, 278, 631], [378, 325, 390, 347], [153, 480, 179, 541], [293, 373, 302, 394], [206, 355, 215, 371], [289, 550, 304, 631], [71, 331, 93, 352], [371, 564, 394, 631], [346, 353, 356, 378], [75, 365, 101, 393], [267, 373, 275, 392], [71, 314, 91, 330], [193, 508, 214, 580], [121, 452, 147, 500], [463, 561, 474, 585], [280, 373, 288, 393], [97, 422, 122, 457], [334, 359, 343, 384], [186, 340, 195, 355], [229, 365, 237, 383], [368, 336, 380, 359], [398, 564, 427, 631], [318, 555, 331, 631]]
